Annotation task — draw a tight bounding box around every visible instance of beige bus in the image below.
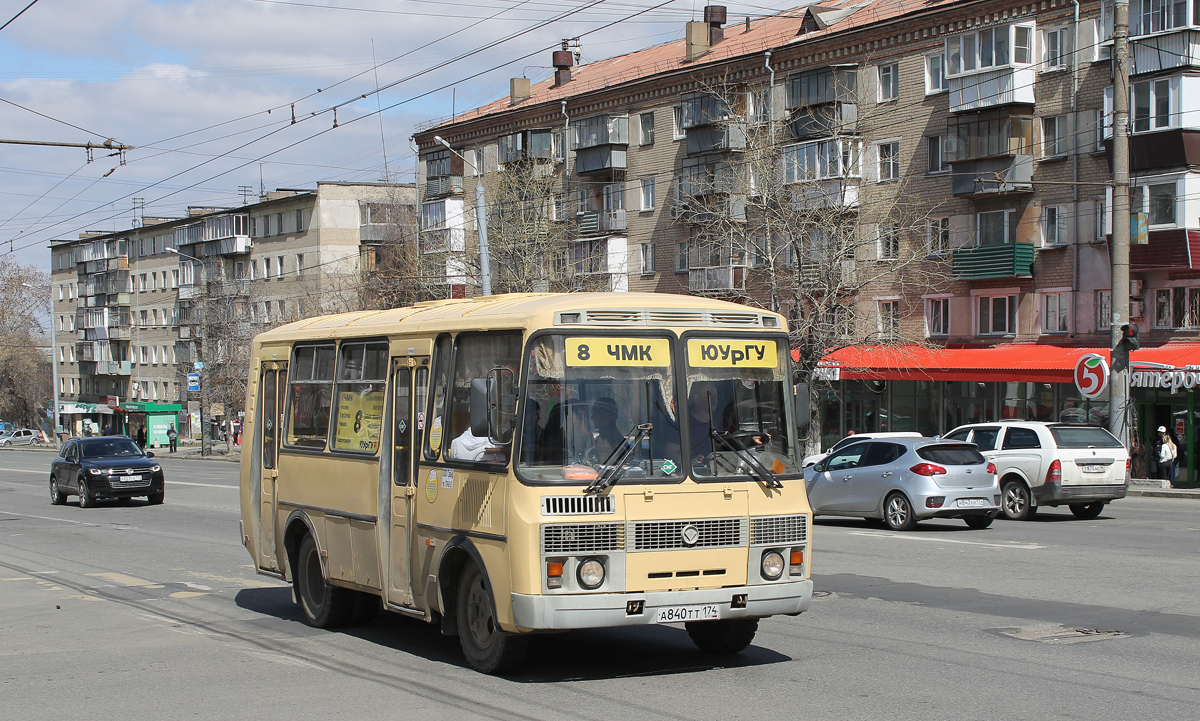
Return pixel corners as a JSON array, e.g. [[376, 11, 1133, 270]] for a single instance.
[[239, 292, 813, 673]]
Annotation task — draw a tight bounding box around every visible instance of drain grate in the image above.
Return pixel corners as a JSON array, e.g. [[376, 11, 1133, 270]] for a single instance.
[[997, 624, 1125, 644]]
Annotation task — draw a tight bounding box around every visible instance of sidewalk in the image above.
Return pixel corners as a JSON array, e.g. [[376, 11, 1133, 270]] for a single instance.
[[1128, 478, 1200, 499], [167, 443, 242, 463]]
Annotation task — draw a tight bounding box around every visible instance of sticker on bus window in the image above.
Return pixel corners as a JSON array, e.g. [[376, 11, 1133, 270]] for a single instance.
[[686, 339, 778, 368], [429, 416, 443, 452], [417, 411, 425, 430], [332, 389, 384, 452], [426, 469, 438, 503], [565, 338, 671, 367]]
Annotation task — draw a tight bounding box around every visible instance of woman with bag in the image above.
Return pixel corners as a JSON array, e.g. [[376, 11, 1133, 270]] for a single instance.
[[1156, 426, 1177, 481]]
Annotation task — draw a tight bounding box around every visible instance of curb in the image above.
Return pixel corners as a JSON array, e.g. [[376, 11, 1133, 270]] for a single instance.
[[1127, 488, 1200, 500]]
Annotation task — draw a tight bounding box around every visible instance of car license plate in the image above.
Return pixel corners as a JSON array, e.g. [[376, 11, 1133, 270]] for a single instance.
[[957, 498, 987, 508], [1081, 465, 1105, 473], [122, 475, 140, 482], [654, 604, 721, 623]]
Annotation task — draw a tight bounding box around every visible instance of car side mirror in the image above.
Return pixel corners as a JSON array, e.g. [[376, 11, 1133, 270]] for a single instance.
[[470, 378, 491, 438], [146, 451, 155, 458], [812, 461, 826, 474]]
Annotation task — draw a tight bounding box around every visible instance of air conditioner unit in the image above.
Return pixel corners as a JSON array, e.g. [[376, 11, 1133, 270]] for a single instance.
[[1129, 300, 1145, 320], [1130, 279, 1144, 297]]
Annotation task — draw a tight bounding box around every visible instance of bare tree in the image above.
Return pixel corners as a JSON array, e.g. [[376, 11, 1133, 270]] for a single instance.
[[0, 258, 51, 428]]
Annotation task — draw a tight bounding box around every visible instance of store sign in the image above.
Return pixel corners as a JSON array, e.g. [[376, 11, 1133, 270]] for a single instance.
[[105, 395, 120, 409], [1130, 365, 1200, 394], [1074, 354, 1110, 399]]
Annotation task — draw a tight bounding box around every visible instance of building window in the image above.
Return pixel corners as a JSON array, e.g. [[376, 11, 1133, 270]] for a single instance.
[[277, 255, 285, 277], [747, 87, 770, 125], [782, 139, 862, 182], [1096, 289, 1113, 331], [297, 254, 305, 276], [1153, 287, 1200, 328], [641, 243, 656, 274], [1042, 27, 1067, 69], [877, 141, 900, 181], [676, 241, 689, 272], [878, 300, 900, 337], [977, 294, 1018, 335], [1132, 0, 1188, 35], [1043, 205, 1064, 246], [927, 135, 950, 173], [276, 213, 284, 235], [640, 112, 655, 145], [927, 217, 951, 255], [1133, 77, 1176, 132], [640, 177, 656, 210], [927, 297, 950, 336], [264, 257, 273, 278], [878, 63, 899, 101], [1042, 116, 1067, 157], [263, 215, 271, 236], [1043, 291, 1070, 333], [1147, 182, 1177, 225], [878, 223, 900, 260], [139, 273, 147, 292], [296, 210, 305, 233], [977, 209, 1017, 245], [672, 106, 684, 140], [926, 53, 947, 94]]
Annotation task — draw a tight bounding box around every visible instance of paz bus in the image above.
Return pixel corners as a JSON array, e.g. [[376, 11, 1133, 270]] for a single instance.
[[239, 292, 813, 673]]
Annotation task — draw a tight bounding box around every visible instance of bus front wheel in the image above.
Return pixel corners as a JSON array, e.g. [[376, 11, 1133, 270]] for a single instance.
[[456, 563, 527, 674], [295, 535, 354, 628], [686, 618, 759, 654]]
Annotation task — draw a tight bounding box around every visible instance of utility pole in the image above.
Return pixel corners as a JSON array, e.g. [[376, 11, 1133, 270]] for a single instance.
[[168, 247, 211, 456], [1110, 0, 1132, 443]]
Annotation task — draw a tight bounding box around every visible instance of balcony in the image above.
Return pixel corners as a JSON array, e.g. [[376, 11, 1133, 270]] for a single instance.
[[575, 211, 600, 235], [178, 284, 201, 300], [952, 242, 1035, 279], [949, 155, 1033, 196], [789, 180, 859, 210], [1127, 229, 1200, 272], [425, 175, 463, 198], [1131, 28, 1200, 76], [208, 279, 251, 298], [1108, 129, 1200, 174], [574, 208, 625, 234], [80, 360, 132, 377], [689, 265, 746, 294], [786, 67, 857, 110], [601, 209, 627, 233], [789, 103, 857, 140], [949, 67, 1036, 113], [686, 124, 746, 155], [575, 145, 627, 174]]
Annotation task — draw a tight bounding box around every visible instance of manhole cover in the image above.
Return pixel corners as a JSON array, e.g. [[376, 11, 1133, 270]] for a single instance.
[[996, 624, 1125, 644]]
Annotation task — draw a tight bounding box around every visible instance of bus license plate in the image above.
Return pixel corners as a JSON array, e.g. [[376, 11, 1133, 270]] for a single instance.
[[957, 498, 987, 508], [1081, 465, 1105, 473], [654, 604, 721, 623]]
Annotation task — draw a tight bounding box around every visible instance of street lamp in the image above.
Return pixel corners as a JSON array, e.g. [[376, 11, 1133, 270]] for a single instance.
[[23, 282, 59, 447], [433, 135, 492, 296], [167, 247, 212, 456]]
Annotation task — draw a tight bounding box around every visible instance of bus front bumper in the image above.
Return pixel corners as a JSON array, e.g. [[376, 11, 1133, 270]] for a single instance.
[[510, 579, 812, 631]]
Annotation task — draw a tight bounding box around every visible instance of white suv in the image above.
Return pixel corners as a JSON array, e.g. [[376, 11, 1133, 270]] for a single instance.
[[942, 422, 1128, 520]]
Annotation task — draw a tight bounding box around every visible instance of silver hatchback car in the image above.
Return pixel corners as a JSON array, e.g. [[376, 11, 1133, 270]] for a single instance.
[[804, 437, 1001, 531]]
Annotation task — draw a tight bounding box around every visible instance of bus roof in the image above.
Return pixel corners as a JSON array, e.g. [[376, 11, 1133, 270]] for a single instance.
[[253, 292, 787, 344]]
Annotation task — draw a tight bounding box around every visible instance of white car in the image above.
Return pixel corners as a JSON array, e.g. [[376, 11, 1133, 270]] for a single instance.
[[0, 428, 39, 446], [803, 432, 923, 468], [942, 422, 1129, 520]]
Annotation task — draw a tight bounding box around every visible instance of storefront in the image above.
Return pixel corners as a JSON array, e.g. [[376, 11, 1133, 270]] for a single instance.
[[117, 402, 182, 448], [57, 402, 114, 437], [811, 342, 1200, 481]]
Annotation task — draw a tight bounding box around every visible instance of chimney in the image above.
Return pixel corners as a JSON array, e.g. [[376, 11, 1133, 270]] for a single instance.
[[685, 21, 709, 61], [510, 77, 531, 104], [552, 48, 573, 87], [686, 6, 727, 61], [704, 5, 727, 46]]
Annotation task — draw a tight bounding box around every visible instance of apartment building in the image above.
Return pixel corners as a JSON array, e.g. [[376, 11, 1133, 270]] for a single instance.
[[418, 0, 1200, 478], [50, 182, 416, 442]]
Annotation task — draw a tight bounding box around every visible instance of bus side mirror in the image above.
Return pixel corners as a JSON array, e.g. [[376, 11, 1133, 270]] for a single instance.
[[488, 367, 515, 445], [470, 378, 491, 438], [794, 382, 811, 432]]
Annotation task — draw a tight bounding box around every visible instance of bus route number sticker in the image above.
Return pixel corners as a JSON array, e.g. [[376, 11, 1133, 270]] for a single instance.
[[426, 469, 438, 503], [565, 338, 671, 367], [687, 339, 778, 368]]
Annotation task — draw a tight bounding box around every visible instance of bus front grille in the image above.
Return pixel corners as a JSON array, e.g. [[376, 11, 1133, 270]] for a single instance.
[[541, 495, 615, 516], [749, 515, 808, 546], [541, 523, 625, 554], [630, 518, 746, 551]]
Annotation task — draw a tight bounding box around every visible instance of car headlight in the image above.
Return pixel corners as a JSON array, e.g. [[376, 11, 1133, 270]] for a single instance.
[[150, 464, 161, 472], [577, 558, 605, 589], [86, 467, 104, 475], [761, 550, 785, 581]]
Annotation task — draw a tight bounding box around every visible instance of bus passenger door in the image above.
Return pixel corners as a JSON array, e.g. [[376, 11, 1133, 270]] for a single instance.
[[387, 361, 425, 607], [259, 362, 286, 572]]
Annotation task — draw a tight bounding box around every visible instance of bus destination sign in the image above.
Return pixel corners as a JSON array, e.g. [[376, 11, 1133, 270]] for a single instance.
[[687, 339, 778, 368], [565, 337, 671, 367]]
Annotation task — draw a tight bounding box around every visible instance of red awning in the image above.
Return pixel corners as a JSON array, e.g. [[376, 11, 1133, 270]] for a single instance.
[[804, 342, 1200, 383]]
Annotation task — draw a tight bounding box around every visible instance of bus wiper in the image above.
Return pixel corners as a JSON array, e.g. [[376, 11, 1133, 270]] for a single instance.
[[584, 423, 652, 495], [709, 429, 784, 489]]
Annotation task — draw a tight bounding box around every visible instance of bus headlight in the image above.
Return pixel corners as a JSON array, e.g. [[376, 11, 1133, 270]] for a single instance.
[[577, 558, 605, 589], [760, 550, 785, 581]]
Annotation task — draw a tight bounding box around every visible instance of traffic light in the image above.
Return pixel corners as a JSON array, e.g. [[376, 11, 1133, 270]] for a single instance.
[[1111, 324, 1139, 372], [1120, 323, 1140, 350]]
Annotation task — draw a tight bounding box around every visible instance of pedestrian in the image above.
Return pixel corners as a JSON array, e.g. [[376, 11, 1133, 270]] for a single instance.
[[136, 425, 147, 447], [167, 424, 178, 454], [1154, 426, 1176, 482]]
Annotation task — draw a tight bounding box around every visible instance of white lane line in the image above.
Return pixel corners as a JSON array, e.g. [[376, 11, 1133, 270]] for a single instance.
[[846, 530, 1044, 550], [0, 510, 92, 525], [4, 469, 47, 474], [169, 481, 237, 489]]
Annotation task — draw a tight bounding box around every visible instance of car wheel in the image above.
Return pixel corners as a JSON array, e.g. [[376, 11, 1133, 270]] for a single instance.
[[456, 562, 528, 674], [964, 515, 994, 530], [1001, 480, 1036, 520], [294, 534, 354, 629], [884, 492, 918, 531], [1069, 502, 1105, 519], [49, 476, 67, 505], [2, 440, 10, 447], [685, 618, 759, 655], [147, 490, 164, 505], [78, 479, 95, 508]]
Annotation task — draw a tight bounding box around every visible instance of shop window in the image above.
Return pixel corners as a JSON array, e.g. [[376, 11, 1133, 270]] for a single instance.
[[286, 344, 336, 449]]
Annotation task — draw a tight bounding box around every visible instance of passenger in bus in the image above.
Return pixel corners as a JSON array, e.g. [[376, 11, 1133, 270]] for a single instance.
[[590, 397, 624, 459], [537, 400, 592, 466], [688, 381, 726, 465], [450, 427, 489, 461]]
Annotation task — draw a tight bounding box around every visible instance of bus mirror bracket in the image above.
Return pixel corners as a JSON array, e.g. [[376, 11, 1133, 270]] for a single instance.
[[487, 367, 515, 445], [470, 378, 491, 438]]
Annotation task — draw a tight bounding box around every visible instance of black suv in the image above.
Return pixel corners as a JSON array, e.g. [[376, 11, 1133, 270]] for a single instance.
[[50, 436, 165, 507]]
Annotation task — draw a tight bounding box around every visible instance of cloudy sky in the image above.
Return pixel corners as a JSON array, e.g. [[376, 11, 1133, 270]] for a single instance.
[[0, 0, 791, 272]]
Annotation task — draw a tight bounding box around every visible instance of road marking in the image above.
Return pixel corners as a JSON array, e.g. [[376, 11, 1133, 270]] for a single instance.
[[846, 530, 1044, 550], [1, 576, 35, 581], [169, 590, 208, 599], [185, 571, 282, 588], [170, 481, 237, 489], [88, 572, 164, 588], [0, 510, 90, 525], [5, 469, 47, 474]]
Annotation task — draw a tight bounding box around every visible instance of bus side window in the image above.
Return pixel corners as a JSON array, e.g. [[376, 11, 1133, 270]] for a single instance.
[[447, 331, 522, 464], [287, 344, 336, 449], [424, 334, 453, 461]]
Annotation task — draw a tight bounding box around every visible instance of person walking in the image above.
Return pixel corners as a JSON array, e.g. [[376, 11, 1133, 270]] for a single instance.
[[136, 426, 147, 448], [1155, 426, 1177, 482], [167, 424, 178, 454]]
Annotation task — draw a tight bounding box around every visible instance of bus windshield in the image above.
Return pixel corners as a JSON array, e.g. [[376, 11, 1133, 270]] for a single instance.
[[683, 337, 801, 479], [518, 334, 684, 483]]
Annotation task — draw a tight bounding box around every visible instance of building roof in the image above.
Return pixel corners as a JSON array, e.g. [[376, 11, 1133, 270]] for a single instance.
[[427, 0, 962, 134]]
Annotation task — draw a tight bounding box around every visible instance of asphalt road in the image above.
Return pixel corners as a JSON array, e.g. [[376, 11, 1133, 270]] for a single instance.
[[2, 448, 1198, 720]]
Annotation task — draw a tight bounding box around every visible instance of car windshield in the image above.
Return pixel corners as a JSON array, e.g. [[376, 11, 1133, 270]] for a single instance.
[[917, 444, 986, 465], [1049, 426, 1124, 449], [684, 337, 801, 479], [80, 438, 144, 459], [518, 335, 683, 483]]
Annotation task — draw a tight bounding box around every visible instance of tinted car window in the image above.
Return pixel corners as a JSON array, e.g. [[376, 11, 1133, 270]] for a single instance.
[[861, 442, 905, 467], [1049, 426, 1124, 449], [945, 430, 970, 442], [80, 438, 143, 459], [1002, 427, 1041, 450], [825, 444, 867, 470], [918, 444, 986, 465], [971, 428, 999, 451]]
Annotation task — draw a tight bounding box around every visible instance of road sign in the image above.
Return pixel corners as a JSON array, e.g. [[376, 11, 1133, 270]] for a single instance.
[[187, 373, 200, 392], [193, 361, 204, 370]]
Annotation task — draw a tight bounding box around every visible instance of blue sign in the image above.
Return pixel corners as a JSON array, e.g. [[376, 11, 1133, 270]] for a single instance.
[[187, 373, 200, 392]]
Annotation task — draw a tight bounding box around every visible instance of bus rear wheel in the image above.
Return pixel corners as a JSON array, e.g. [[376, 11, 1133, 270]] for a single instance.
[[295, 534, 354, 628], [686, 618, 759, 654], [456, 563, 527, 674]]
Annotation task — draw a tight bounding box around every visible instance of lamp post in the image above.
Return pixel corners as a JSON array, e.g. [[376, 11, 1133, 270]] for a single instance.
[[23, 282, 59, 447], [167, 247, 211, 456], [433, 135, 492, 296]]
